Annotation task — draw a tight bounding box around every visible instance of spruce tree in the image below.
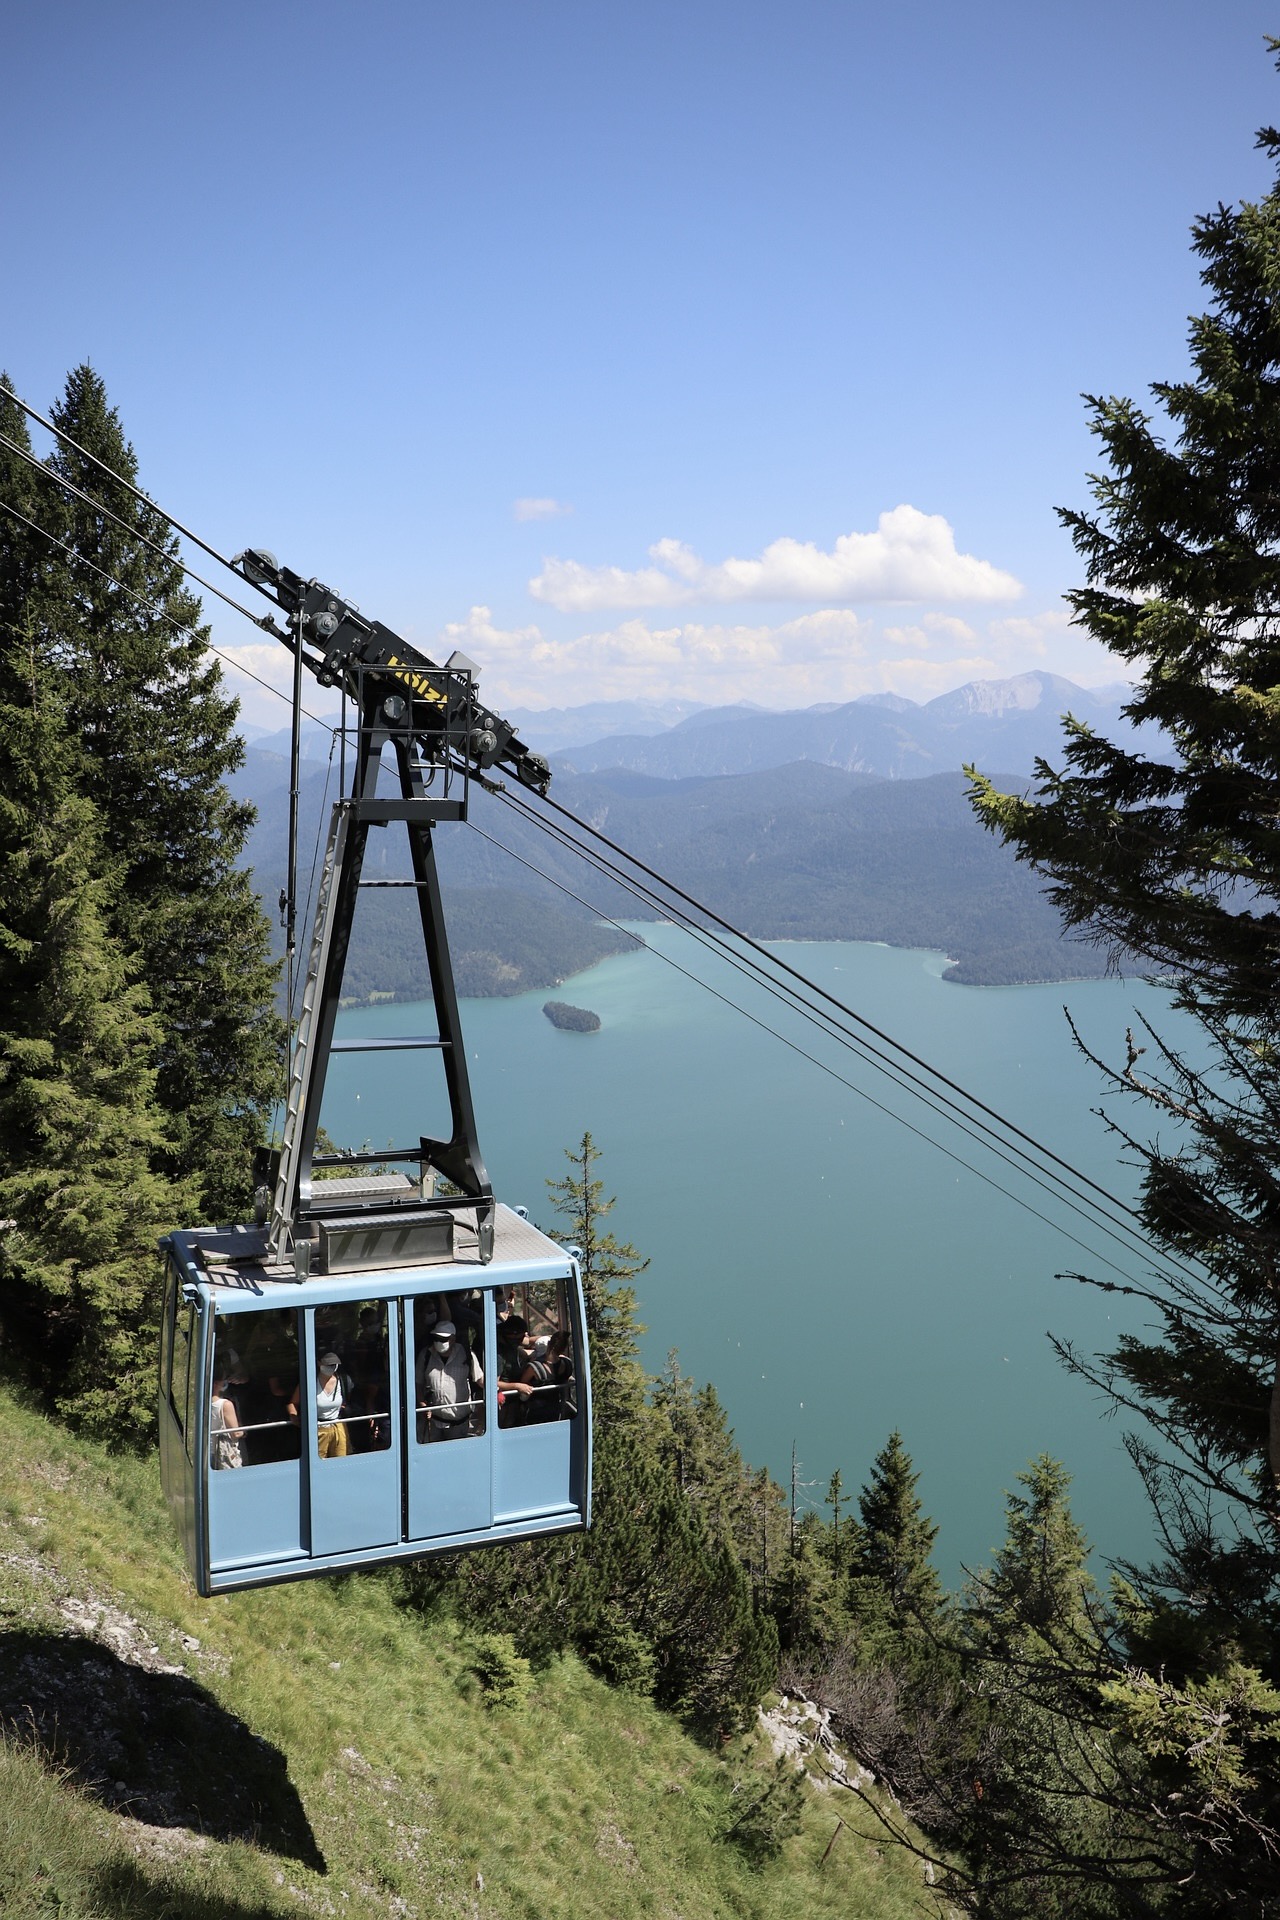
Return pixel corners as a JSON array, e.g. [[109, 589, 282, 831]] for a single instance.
[[650, 1354, 766, 1562], [967, 68, 1280, 1545], [544, 1130, 648, 1424], [825, 1467, 847, 1580], [964, 1456, 1097, 1654], [851, 1430, 945, 1638], [962, 51, 1280, 1909], [0, 597, 188, 1441], [956, 1462, 1119, 1920], [36, 366, 280, 1219]]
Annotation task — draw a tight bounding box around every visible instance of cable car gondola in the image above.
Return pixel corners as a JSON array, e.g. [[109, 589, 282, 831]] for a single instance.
[[158, 552, 590, 1595], [158, 1209, 590, 1596]]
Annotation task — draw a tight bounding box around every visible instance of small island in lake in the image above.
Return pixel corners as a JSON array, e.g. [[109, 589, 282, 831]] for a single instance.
[[543, 1000, 601, 1033]]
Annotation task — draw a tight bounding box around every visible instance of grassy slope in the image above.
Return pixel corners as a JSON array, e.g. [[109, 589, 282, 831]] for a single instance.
[[0, 1388, 936, 1920]]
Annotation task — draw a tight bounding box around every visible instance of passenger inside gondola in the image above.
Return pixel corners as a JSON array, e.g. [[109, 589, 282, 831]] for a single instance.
[[497, 1283, 578, 1426], [238, 1309, 301, 1462], [290, 1351, 349, 1457], [417, 1319, 484, 1441], [210, 1366, 244, 1469], [516, 1327, 575, 1422], [211, 1317, 298, 1465], [347, 1302, 391, 1452], [496, 1315, 532, 1426]]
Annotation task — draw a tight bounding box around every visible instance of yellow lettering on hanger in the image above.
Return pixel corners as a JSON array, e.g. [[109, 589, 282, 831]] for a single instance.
[[385, 655, 447, 707]]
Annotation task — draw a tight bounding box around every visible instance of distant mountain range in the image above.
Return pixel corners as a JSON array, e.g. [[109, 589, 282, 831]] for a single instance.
[[229, 677, 1141, 997], [240, 673, 1153, 781], [504, 698, 715, 751], [548, 672, 1164, 783]]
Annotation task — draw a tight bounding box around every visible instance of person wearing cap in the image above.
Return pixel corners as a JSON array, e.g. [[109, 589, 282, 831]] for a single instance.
[[288, 1352, 349, 1458], [417, 1321, 483, 1442]]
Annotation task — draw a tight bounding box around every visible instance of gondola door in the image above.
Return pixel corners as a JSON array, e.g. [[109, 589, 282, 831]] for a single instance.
[[404, 1291, 493, 1541], [306, 1298, 402, 1559], [208, 1303, 306, 1578]]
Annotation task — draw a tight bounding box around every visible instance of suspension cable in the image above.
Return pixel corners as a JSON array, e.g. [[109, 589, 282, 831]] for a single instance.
[[522, 779, 1174, 1242], [465, 814, 1179, 1293], [486, 781, 1163, 1247], [0, 431, 282, 635], [0, 497, 337, 734], [3, 386, 276, 602], [480, 787, 1212, 1293]]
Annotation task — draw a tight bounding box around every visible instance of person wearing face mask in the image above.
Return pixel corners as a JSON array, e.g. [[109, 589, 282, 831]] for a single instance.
[[417, 1321, 483, 1441]]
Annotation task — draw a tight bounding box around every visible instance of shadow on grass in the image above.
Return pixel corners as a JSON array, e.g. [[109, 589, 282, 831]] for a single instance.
[[0, 1631, 324, 1870], [88, 1858, 302, 1919]]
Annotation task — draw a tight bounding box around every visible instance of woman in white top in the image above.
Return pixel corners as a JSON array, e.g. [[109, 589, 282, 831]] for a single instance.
[[210, 1369, 244, 1469], [288, 1352, 348, 1458]]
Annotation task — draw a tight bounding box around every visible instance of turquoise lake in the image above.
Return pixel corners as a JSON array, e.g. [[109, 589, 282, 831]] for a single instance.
[[323, 929, 1182, 1586]]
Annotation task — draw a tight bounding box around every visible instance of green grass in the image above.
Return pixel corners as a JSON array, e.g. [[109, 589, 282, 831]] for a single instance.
[[0, 1386, 939, 1919]]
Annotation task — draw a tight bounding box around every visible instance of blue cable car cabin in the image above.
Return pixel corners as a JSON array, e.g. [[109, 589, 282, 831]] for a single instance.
[[159, 1202, 591, 1596], [155, 548, 594, 1593]]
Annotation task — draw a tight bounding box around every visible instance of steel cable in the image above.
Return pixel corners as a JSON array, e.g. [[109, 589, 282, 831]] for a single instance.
[[0, 496, 337, 732], [3, 386, 277, 602], [465, 813, 1178, 1293], [0, 430, 281, 634], [487, 776, 1206, 1287]]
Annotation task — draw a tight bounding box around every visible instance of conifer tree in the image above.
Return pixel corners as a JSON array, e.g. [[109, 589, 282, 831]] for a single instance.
[[34, 366, 280, 1219], [851, 1430, 945, 1638], [545, 1130, 648, 1424], [0, 591, 188, 1440], [967, 68, 1280, 1559], [962, 54, 1280, 1908], [825, 1467, 847, 1579], [966, 1455, 1096, 1649], [954, 1461, 1119, 1920], [650, 1353, 765, 1562]]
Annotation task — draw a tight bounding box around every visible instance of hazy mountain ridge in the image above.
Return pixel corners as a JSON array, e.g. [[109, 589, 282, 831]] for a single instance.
[[229, 743, 1116, 995], [542, 763, 1114, 986], [227, 673, 1150, 997], [550, 671, 1162, 783], [504, 696, 714, 750]]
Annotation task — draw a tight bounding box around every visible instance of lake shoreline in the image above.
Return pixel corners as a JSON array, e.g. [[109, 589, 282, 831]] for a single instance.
[[326, 929, 1170, 1585]]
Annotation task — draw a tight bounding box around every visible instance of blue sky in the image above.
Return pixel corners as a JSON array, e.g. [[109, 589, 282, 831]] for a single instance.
[[3, 1, 1276, 723]]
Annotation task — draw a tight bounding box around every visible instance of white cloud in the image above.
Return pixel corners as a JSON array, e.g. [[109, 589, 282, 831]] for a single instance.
[[442, 605, 874, 708], [514, 496, 573, 522], [529, 505, 1022, 612], [450, 591, 1138, 713], [882, 611, 979, 652], [441, 605, 545, 655], [988, 609, 1072, 649], [922, 612, 977, 642]]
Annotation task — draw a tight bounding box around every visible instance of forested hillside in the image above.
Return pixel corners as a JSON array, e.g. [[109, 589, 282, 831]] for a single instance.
[[233, 752, 1114, 996]]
